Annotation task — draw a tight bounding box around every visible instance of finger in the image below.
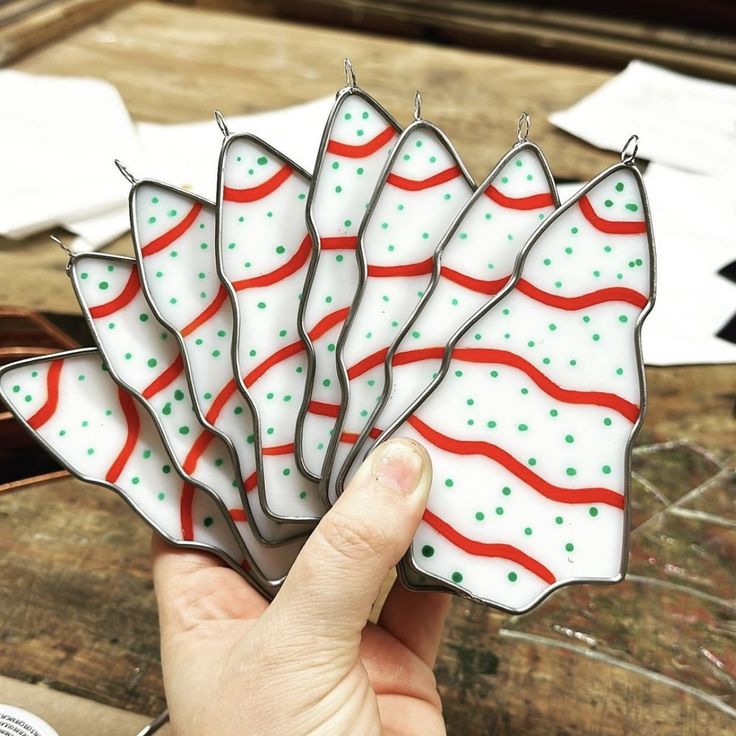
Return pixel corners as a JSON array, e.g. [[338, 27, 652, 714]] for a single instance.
[[151, 533, 268, 636], [267, 437, 432, 646], [378, 581, 450, 667]]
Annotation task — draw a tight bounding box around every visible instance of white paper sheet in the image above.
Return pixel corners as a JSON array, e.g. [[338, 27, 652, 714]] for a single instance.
[[549, 61, 736, 176], [65, 96, 335, 251], [0, 71, 147, 239]]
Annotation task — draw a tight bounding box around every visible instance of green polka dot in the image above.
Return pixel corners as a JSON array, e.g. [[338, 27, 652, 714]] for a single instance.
[[143, 449, 152, 459], [445, 478, 454, 488], [131, 476, 140, 485], [589, 507, 599, 517], [257, 302, 266, 309], [616, 367, 624, 375], [603, 417, 612, 426], [234, 406, 243, 415], [604, 199, 613, 208], [178, 425, 189, 435], [87, 448, 94, 455], [148, 216, 156, 224], [99, 281, 109, 290], [257, 156, 268, 165], [602, 465, 612, 474], [565, 542, 574, 552], [203, 516, 214, 527], [508, 572, 518, 582], [475, 511, 485, 521], [618, 315, 629, 323], [495, 506, 504, 515], [625, 203, 639, 212], [162, 464, 171, 473], [158, 493, 165, 501], [555, 516, 563, 525], [518, 424, 528, 431], [147, 358, 157, 368], [524, 527, 532, 536], [451, 571, 463, 584], [528, 458, 537, 466], [566, 467, 577, 476], [502, 486, 511, 496], [565, 434, 574, 443], [162, 402, 172, 415], [486, 420, 496, 428], [174, 389, 184, 401], [421, 544, 434, 557], [168, 209, 177, 217], [615, 182, 624, 192]]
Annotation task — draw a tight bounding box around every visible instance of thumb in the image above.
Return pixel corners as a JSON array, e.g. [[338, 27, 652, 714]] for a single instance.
[[266, 437, 432, 645]]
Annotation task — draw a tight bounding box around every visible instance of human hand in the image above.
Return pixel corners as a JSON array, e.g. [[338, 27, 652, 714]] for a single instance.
[[152, 438, 448, 736]]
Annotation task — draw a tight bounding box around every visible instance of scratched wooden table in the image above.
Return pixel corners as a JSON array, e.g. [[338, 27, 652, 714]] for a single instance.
[[1, 4, 735, 734]]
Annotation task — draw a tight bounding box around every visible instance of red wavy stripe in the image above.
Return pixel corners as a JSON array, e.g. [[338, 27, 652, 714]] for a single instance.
[[141, 203, 203, 257], [204, 380, 238, 425], [88, 269, 140, 319], [579, 196, 647, 235], [408, 415, 625, 509], [106, 388, 141, 483], [367, 257, 433, 278], [182, 429, 216, 474], [321, 236, 358, 250], [245, 341, 302, 387], [516, 279, 649, 310], [422, 509, 556, 584], [182, 285, 228, 337], [485, 185, 555, 210], [244, 473, 257, 492], [180, 482, 194, 540], [307, 400, 340, 418], [441, 266, 509, 295], [326, 125, 396, 158], [223, 165, 292, 203], [207, 308, 351, 425], [27, 359, 63, 430], [387, 166, 461, 191], [142, 355, 184, 399], [339, 427, 382, 444], [233, 235, 311, 291], [230, 508, 248, 522], [348, 347, 388, 380], [263, 443, 293, 456]]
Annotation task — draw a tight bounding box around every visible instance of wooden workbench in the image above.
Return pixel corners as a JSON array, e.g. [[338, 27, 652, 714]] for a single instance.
[[1, 3, 735, 734]]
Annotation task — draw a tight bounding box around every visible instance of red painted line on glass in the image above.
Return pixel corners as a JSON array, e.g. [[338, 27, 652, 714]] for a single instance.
[[408, 415, 625, 509], [579, 196, 647, 235], [27, 359, 63, 430], [88, 269, 141, 319], [106, 388, 141, 483], [233, 235, 311, 291], [484, 185, 555, 210], [223, 165, 292, 203], [142, 356, 185, 399], [326, 126, 396, 158], [422, 509, 556, 584], [387, 166, 461, 191], [141, 203, 203, 257]]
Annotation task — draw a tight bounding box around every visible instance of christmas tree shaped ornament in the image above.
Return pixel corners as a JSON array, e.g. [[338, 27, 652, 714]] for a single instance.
[[335, 116, 559, 497], [70, 253, 305, 586], [373, 137, 655, 611], [320, 92, 475, 506], [0, 350, 275, 600], [215, 125, 325, 523], [122, 165, 313, 541], [296, 59, 401, 481]]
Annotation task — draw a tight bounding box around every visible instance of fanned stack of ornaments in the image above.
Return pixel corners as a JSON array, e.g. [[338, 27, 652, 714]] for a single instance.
[[0, 62, 655, 612]]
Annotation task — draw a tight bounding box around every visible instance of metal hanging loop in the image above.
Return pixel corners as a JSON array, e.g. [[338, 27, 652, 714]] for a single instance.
[[517, 112, 531, 143], [413, 90, 422, 121], [214, 110, 230, 138], [344, 58, 357, 88], [621, 134, 639, 166], [50, 235, 73, 277], [134, 710, 169, 736], [114, 159, 137, 184]]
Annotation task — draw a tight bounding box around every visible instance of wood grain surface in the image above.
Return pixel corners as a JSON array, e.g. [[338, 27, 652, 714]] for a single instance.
[[1, 3, 735, 734]]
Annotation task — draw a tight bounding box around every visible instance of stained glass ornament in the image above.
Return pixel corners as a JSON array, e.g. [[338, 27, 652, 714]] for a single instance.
[[372, 143, 655, 610], [319, 93, 475, 506], [335, 124, 559, 498], [0, 350, 275, 599], [70, 253, 305, 586], [216, 132, 326, 523], [296, 60, 401, 481]]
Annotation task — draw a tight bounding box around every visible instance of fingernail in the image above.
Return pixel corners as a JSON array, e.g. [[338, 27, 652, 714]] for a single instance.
[[372, 440, 424, 495]]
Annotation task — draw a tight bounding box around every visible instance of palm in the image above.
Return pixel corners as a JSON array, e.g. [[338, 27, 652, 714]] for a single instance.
[[154, 540, 447, 736]]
